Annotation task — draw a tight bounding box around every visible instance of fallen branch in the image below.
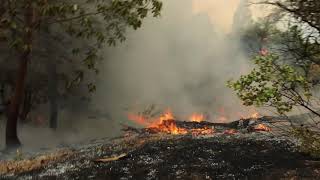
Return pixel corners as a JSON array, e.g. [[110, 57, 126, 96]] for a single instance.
[[93, 153, 127, 163]]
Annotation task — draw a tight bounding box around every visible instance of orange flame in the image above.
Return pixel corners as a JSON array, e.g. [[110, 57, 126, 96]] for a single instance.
[[158, 109, 175, 124], [128, 109, 214, 135], [156, 110, 188, 134], [127, 113, 151, 127], [191, 127, 214, 136], [250, 112, 260, 119], [128, 108, 266, 136], [217, 107, 229, 122], [146, 109, 188, 135], [254, 124, 271, 131], [155, 119, 188, 135], [236, 110, 260, 120], [224, 129, 238, 135], [217, 116, 227, 123], [190, 113, 205, 122]]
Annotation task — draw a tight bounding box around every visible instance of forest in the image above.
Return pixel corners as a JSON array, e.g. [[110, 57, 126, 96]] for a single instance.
[[1, 0, 320, 179]]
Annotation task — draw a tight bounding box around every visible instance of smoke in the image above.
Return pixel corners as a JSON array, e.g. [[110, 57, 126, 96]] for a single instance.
[[0, 0, 265, 152], [193, 0, 242, 33], [92, 0, 258, 124]]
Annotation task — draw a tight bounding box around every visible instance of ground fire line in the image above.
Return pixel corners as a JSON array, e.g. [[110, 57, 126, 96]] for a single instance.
[[2, 111, 320, 179], [126, 109, 271, 136]]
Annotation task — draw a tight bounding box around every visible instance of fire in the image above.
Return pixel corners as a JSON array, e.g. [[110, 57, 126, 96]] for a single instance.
[[127, 113, 151, 127], [128, 109, 215, 135], [191, 127, 214, 136], [127, 108, 267, 136], [236, 110, 260, 120], [217, 116, 227, 123], [156, 110, 188, 134], [147, 109, 188, 135], [224, 129, 238, 135], [190, 113, 204, 122], [217, 107, 229, 122], [250, 112, 260, 119], [253, 124, 271, 132], [158, 109, 175, 124], [155, 119, 188, 135]]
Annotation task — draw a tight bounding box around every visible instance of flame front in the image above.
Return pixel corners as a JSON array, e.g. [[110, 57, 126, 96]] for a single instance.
[[254, 124, 271, 131], [128, 109, 213, 135], [250, 112, 260, 119], [191, 127, 214, 136], [158, 109, 175, 124], [190, 113, 204, 122], [155, 119, 188, 135], [217, 107, 229, 122], [127, 113, 151, 127], [127, 108, 267, 136], [147, 109, 188, 135]]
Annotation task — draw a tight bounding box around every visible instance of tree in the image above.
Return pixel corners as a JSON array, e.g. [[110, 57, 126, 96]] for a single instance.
[[261, 0, 320, 33], [228, 53, 313, 115], [239, 19, 279, 55], [0, 0, 162, 148], [231, 0, 320, 117], [229, 0, 320, 156]]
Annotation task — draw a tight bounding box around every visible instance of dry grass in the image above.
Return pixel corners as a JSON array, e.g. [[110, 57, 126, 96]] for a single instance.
[[0, 149, 74, 175]]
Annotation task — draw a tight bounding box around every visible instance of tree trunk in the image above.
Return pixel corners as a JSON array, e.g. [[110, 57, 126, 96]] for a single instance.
[[44, 23, 59, 130], [20, 88, 32, 122], [5, 2, 34, 148], [6, 54, 29, 147]]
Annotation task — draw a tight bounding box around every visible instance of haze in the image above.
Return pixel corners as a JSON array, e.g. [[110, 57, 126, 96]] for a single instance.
[[0, 0, 265, 151]]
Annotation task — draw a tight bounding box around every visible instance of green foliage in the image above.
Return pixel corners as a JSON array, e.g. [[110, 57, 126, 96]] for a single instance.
[[273, 24, 320, 72], [239, 17, 281, 55], [268, 0, 320, 33], [228, 54, 312, 114], [0, 0, 163, 92], [234, 0, 320, 158]]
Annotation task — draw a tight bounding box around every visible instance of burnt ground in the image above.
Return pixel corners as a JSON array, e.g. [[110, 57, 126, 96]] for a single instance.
[[1, 119, 320, 179]]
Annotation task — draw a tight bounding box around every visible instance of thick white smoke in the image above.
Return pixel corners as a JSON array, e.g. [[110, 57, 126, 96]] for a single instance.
[[1, 0, 264, 152], [93, 0, 256, 125]]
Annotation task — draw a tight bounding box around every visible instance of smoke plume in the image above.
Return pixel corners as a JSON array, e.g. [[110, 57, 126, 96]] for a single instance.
[[1, 0, 264, 152]]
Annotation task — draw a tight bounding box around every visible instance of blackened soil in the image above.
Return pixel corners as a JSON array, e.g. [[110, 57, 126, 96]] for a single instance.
[[7, 134, 320, 180]]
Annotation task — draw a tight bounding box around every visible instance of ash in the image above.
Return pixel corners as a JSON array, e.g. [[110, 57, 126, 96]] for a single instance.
[[1, 118, 320, 180]]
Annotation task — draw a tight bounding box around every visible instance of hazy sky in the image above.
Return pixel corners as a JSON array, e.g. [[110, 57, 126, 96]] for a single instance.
[[192, 0, 270, 32], [192, 0, 241, 32]]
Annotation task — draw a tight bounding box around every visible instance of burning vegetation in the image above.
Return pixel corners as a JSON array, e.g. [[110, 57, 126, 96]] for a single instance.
[[2, 114, 320, 180], [3, 108, 320, 180], [128, 109, 211, 135], [189, 113, 205, 122], [127, 108, 269, 136], [1, 0, 320, 179]]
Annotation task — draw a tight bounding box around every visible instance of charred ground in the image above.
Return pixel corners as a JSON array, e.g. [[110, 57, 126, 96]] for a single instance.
[[1, 117, 320, 180]]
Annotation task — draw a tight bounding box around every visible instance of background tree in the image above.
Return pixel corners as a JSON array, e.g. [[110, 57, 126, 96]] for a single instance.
[[0, 0, 162, 148], [229, 0, 320, 156], [232, 0, 320, 117]]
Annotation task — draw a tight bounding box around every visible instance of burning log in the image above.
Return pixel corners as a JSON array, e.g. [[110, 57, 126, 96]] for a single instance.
[[249, 124, 271, 132], [125, 109, 277, 138], [148, 119, 188, 135]]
